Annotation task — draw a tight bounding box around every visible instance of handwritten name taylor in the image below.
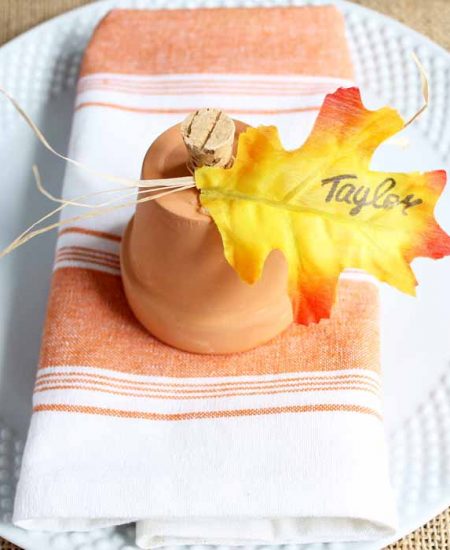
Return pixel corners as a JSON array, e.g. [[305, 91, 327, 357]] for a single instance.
[[321, 174, 423, 216]]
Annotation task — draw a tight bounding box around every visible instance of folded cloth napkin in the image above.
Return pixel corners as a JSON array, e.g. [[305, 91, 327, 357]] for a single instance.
[[13, 6, 397, 547]]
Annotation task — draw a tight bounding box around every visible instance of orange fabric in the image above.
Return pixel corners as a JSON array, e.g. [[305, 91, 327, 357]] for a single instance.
[[34, 403, 381, 421], [39, 267, 380, 378], [80, 7, 354, 79]]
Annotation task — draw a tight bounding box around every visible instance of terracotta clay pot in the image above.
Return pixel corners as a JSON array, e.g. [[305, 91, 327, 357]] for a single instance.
[[120, 121, 293, 354]]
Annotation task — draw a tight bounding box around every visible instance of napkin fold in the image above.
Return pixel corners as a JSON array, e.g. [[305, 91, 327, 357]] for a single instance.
[[14, 6, 397, 547]]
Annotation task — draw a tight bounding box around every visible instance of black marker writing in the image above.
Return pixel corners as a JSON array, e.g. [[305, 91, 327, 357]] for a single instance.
[[321, 174, 423, 216]]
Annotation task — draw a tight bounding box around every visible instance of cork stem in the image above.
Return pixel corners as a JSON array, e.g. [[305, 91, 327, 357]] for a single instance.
[[180, 108, 235, 173]]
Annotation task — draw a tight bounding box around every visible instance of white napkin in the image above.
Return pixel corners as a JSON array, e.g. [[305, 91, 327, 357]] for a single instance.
[[13, 7, 397, 547]]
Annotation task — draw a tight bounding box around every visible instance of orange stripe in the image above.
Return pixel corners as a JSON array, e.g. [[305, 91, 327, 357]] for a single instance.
[[59, 227, 122, 242], [79, 86, 331, 97], [33, 403, 381, 421], [34, 376, 379, 395], [34, 382, 379, 400], [56, 251, 120, 267], [35, 371, 380, 391], [74, 101, 321, 116], [57, 251, 120, 264], [77, 82, 341, 96], [58, 245, 120, 261], [79, 78, 343, 91], [56, 255, 120, 271]]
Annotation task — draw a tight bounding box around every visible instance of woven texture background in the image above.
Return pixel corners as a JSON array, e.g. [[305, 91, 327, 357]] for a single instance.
[[0, 0, 449, 549]]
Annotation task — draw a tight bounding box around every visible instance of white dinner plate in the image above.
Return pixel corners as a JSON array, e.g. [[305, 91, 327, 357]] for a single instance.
[[0, 0, 449, 548]]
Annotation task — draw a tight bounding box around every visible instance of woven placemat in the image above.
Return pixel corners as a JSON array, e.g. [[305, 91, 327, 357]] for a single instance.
[[351, 0, 449, 51], [0, 0, 449, 549]]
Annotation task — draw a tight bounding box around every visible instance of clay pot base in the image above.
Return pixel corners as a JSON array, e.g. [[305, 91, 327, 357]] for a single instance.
[[120, 122, 294, 354]]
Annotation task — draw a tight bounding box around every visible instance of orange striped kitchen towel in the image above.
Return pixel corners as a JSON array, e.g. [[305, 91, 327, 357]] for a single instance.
[[13, 6, 397, 547]]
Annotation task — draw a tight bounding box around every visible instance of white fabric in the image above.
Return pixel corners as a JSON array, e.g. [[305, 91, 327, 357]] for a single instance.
[[16, 409, 396, 546]]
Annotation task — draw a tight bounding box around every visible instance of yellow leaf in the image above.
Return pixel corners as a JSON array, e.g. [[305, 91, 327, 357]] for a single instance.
[[195, 88, 450, 324]]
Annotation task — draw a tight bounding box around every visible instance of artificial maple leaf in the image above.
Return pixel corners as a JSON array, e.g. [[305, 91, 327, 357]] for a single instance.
[[194, 87, 450, 324]]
